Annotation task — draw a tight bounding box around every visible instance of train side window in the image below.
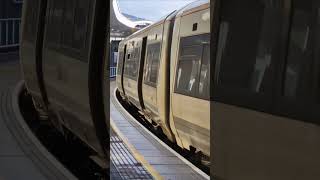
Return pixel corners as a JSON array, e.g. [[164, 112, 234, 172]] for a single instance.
[[283, 0, 320, 101], [23, 0, 38, 42], [61, 0, 75, 48], [176, 45, 202, 96], [144, 42, 161, 86], [73, 0, 90, 50], [198, 44, 210, 99], [213, 0, 283, 110], [270, 0, 320, 124], [47, 0, 64, 46], [175, 34, 210, 98]]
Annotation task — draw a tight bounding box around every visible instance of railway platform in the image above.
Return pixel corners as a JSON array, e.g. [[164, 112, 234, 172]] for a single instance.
[[0, 57, 209, 179], [0, 60, 77, 179], [110, 81, 210, 180]]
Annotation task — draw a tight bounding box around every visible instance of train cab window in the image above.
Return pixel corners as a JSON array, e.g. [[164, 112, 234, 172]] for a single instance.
[[144, 42, 161, 86], [213, 0, 283, 109], [175, 34, 210, 99]]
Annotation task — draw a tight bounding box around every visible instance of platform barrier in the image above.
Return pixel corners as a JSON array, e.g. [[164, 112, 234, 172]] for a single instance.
[[0, 18, 20, 49], [110, 67, 117, 78]]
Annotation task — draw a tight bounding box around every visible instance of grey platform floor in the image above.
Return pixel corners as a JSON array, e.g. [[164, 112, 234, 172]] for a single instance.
[[110, 81, 209, 180], [0, 58, 76, 179]]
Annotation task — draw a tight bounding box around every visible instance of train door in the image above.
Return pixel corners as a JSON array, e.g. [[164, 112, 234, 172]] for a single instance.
[[212, 0, 320, 179], [42, 0, 108, 159], [138, 37, 148, 109], [120, 44, 127, 97], [20, 0, 47, 113], [141, 27, 163, 123], [116, 43, 126, 97], [170, 7, 210, 156], [123, 39, 142, 109]]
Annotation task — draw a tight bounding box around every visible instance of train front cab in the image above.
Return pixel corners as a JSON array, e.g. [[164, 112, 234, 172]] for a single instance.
[[169, 1, 210, 157], [212, 0, 320, 179]]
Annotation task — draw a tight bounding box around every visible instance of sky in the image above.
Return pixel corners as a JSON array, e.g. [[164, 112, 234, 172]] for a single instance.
[[117, 0, 197, 22]]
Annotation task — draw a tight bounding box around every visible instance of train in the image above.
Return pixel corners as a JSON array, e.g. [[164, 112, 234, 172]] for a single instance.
[[116, 0, 210, 162], [117, 0, 320, 179], [20, 0, 109, 167]]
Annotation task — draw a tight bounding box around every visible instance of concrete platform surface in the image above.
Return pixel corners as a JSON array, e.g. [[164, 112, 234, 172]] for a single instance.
[[110, 81, 210, 180], [0, 60, 77, 179]]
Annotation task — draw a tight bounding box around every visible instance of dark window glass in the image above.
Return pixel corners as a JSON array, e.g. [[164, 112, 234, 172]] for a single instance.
[[124, 47, 140, 79], [61, 0, 75, 47], [215, 0, 282, 94], [144, 42, 161, 86], [73, 0, 89, 50], [175, 34, 210, 98], [199, 44, 210, 99], [176, 45, 202, 95], [283, 0, 320, 102], [131, 47, 140, 78], [123, 51, 130, 76], [23, 0, 39, 42], [49, 0, 64, 45]]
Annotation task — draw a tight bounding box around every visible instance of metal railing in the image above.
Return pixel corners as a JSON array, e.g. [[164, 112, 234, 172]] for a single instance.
[[110, 67, 117, 78], [0, 18, 21, 48]]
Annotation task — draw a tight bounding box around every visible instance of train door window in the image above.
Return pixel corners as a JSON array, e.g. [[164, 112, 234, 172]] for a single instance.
[[117, 51, 124, 75], [61, 0, 75, 48], [72, 0, 90, 51], [133, 47, 140, 78], [144, 42, 161, 86], [123, 50, 131, 77], [213, 0, 283, 110], [175, 34, 209, 98], [124, 47, 140, 80]]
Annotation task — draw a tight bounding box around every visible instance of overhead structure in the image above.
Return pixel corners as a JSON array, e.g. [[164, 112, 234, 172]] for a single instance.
[[110, 0, 153, 38]]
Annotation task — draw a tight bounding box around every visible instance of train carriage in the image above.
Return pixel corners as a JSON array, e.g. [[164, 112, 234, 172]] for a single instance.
[[20, 0, 109, 166], [116, 0, 210, 160]]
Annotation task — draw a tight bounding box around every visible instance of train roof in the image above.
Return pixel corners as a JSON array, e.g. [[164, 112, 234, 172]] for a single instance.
[[120, 0, 209, 43]]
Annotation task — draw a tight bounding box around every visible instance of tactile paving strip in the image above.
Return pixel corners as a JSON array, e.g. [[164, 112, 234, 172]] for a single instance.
[[110, 130, 153, 179]]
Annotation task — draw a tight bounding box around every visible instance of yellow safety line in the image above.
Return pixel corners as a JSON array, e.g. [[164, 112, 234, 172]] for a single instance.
[[110, 118, 163, 180]]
